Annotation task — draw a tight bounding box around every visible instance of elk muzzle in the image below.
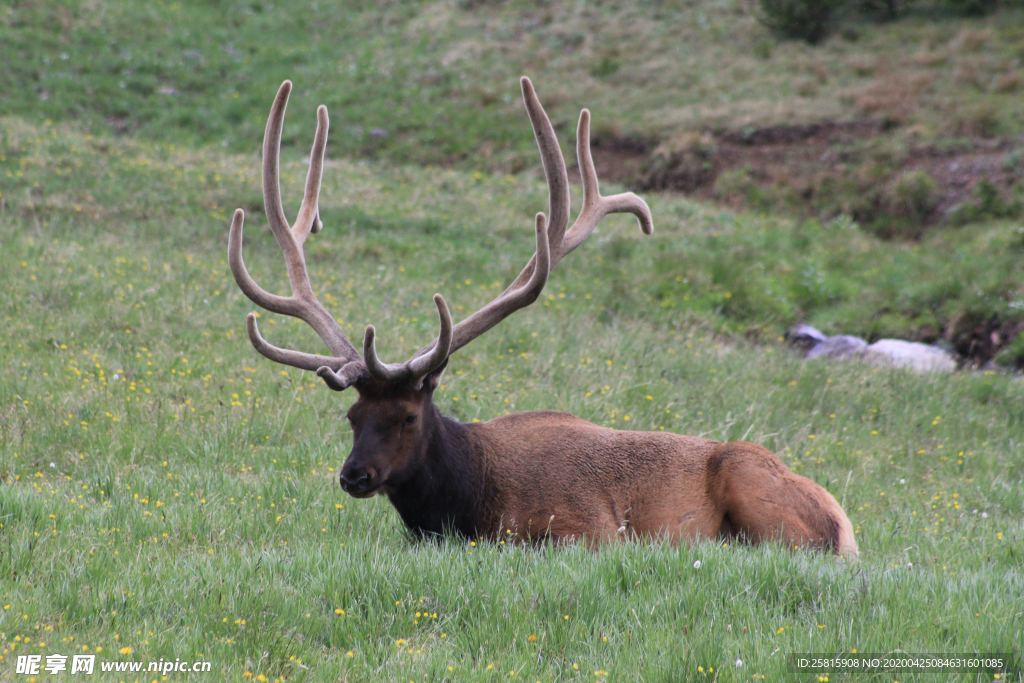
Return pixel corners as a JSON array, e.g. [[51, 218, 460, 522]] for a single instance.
[[339, 460, 381, 498]]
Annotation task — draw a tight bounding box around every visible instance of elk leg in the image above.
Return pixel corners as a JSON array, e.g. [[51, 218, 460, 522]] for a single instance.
[[707, 442, 843, 552]]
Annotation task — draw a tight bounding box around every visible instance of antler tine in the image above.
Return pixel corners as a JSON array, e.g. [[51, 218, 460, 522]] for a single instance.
[[246, 313, 339, 371], [228, 80, 363, 384], [230, 208, 359, 377], [520, 77, 571, 255], [293, 104, 329, 243], [262, 81, 295, 252], [561, 107, 653, 255], [228, 209, 296, 316], [363, 294, 455, 386], [315, 361, 368, 392]]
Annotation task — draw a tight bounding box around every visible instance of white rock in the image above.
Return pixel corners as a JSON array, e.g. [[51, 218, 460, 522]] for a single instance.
[[863, 339, 958, 373], [788, 324, 957, 373]]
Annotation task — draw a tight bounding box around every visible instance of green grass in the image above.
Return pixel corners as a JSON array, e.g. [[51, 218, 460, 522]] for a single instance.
[[1, 109, 1021, 680], [4, 1, 1024, 166]]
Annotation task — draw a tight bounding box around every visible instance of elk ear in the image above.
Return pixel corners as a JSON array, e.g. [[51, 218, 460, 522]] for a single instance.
[[419, 358, 448, 393]]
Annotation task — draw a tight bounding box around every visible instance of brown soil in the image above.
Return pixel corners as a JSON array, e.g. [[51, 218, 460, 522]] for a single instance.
[[712, 120, 884, 184], [589, 120, 1022, 228], [586, 134, 652, 188], [903, 140, 1020, 218], [945, 314, 1024, 368]]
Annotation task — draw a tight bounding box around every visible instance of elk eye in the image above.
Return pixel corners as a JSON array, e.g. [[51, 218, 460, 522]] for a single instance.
[[403, 414, 416, 425]]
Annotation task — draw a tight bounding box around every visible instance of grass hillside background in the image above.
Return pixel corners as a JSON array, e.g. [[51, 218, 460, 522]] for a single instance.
[[1, 1, 1022, 681]]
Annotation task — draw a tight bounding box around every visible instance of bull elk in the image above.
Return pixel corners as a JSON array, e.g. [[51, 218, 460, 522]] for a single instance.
[[227, 78, 858, 558]]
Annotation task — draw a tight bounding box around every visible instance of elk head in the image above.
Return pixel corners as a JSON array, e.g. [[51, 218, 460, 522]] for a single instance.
[[228, 78, 653, 499]]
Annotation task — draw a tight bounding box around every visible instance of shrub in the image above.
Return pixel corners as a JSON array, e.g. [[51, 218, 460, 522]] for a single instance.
[[943, 0, 997, 15], [949, 181, 1021, 225], [860, 0, 918, 19], [757, 0, 845, 44], [642, 131, 718, 192], [955, 103, 1003, 138], [994, 332, 1024, 369], [713, 167, 775, 210], [888, 170, 939, 225]]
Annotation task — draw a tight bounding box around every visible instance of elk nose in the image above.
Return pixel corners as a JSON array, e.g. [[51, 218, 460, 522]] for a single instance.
[[340, 466, 375, 493]]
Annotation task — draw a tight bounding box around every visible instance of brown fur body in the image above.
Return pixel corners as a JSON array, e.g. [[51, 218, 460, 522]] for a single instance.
[[350, 390, 857, 558]]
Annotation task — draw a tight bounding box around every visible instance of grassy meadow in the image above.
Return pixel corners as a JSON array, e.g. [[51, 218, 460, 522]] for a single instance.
[[1, 1, 1023, 681]]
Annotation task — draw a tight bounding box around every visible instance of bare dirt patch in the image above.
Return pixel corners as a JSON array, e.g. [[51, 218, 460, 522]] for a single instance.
[[945, 314, 1024, 368], [902, 140, 1021, 219], [591, 120, 1022, 235]]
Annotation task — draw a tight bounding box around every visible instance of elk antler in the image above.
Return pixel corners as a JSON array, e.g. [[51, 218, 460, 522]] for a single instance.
[[228, 80, 366, 390], [443, 77, 653, 356], [359, 77, 651, 379], [229, 78, 652, 392]]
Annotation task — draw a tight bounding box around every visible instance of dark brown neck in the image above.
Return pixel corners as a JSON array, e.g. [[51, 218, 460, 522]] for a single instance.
[[386, 406, 494, 538]]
